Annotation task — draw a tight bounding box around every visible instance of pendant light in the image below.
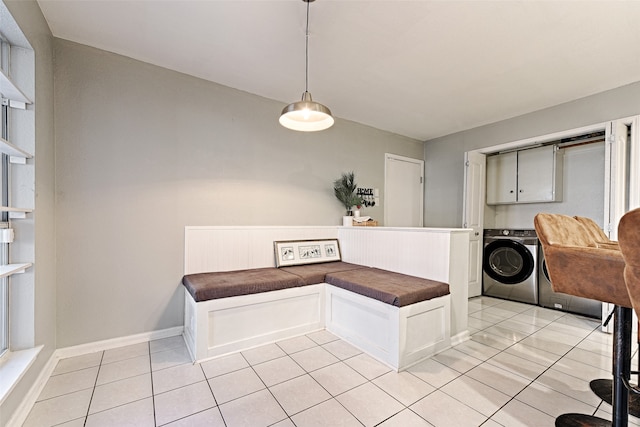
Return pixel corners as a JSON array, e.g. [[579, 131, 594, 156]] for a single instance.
[[279, 0, 334, 132]]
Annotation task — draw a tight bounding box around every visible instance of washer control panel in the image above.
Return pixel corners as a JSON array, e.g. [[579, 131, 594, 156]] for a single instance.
[[484, 229, 537, 238]]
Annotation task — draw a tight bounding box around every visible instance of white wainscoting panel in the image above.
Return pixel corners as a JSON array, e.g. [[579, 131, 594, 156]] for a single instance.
[[338, 227, 451, 281], [184, 226, 339, 274]]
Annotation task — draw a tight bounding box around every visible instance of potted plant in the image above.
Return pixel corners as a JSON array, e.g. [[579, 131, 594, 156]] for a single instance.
[[334, 172, 363, 216]]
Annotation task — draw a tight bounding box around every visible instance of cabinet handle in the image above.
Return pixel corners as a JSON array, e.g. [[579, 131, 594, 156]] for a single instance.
[[510, 190, 514, 193], [519, 189, 524, 193]]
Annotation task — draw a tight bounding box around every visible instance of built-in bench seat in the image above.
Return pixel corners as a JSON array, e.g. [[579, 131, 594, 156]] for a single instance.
[[183, 267, 305, 302], [325, 267, 450, 307], [280, 261, 367, 285], [183, 262, 449, 307], [182, 261, 451, 371]]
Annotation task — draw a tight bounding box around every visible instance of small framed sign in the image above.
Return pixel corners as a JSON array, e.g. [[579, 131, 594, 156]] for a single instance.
[[274, 239, 341, 267]]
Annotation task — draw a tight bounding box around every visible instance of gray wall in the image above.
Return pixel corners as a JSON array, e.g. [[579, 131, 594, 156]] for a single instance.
[[424, 82, 640, 227], [53, 39, 424, 347], [1, 1, 55, 425]]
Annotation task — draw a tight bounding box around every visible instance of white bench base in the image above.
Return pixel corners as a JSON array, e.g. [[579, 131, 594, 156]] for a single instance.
[[325, 285, 451, 370], [184, 283, 451, 371]]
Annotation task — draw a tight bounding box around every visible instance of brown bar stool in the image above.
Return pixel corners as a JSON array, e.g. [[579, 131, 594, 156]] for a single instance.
[[575, 215, 640, 417], [619, 208, 640, 313], [535, 213, 633, 427], [574, 216, 620, 250], [619, 208, 640, 405]]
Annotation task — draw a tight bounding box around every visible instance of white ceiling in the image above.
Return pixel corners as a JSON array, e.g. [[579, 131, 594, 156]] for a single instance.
[[36, 0, 640, 141]]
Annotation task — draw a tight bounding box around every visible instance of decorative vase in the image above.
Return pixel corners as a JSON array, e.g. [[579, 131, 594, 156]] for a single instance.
[[353, 210, 360, 218]]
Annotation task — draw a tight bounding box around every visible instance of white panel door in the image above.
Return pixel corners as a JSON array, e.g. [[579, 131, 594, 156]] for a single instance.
[[384, 154, 424, 227], [463, 151, 486, 297]]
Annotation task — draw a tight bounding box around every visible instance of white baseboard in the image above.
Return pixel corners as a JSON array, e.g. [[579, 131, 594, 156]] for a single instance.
[[450, 330, 470, 347], [6, 326, 183, 427], [6, 349, 58, 427], [55, 326, 183, 359]]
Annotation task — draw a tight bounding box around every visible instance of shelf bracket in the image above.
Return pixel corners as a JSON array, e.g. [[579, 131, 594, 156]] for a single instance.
[[9, 156, 26, 165], [1, 98, 26, 110]]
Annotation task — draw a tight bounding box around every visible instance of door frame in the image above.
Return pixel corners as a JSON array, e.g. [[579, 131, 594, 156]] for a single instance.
[[384, 153, 424, 227], [605, 115, 640, 239]]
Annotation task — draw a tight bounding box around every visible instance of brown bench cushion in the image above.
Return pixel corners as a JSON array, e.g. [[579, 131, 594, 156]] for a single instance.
[[325, 268, 450, 307], [280, 261, 367, 285], [183, 268, 303, 302]]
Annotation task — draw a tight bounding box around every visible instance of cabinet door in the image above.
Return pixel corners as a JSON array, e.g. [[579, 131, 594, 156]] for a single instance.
[[517, 145, 558, 203], [486, 151, 517, 204]]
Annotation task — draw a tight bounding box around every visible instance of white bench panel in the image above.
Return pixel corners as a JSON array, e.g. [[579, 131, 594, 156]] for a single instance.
[[185, 285, 325, 362], [400, 296, 451, 368]]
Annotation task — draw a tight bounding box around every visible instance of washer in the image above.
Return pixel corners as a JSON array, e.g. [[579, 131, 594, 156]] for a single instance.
[[538, 247, 602, 319], [483, 229, 538, 304]]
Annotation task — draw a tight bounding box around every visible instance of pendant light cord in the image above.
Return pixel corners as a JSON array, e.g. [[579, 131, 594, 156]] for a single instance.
[[305, 0, 310, 93]]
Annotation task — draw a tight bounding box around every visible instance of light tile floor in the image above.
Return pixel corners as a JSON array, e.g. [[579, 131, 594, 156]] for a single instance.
[[22, 296, 640, 426]]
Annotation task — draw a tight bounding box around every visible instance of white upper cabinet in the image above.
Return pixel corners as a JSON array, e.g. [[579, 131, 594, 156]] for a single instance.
[[486, 145, 563, 205], [486, 151, 517, 204]]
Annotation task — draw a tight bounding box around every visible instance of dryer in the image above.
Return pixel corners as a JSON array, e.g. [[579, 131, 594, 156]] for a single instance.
[[483, 229, 539, 304], [538, 246, 602, 319]]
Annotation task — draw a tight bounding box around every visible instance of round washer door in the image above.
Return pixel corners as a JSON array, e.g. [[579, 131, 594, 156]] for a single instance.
[[483, 240, 535, 285]]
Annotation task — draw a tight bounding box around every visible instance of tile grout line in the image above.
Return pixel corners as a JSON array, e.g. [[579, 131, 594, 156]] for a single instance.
[[200, 362, 228, 427], [83, 350, 105, 427], [147, 342, 158, 427]]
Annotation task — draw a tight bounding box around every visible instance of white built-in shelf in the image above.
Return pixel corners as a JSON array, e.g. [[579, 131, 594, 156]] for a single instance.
[[0, 206, 32, 219], [0, 68, 31, 104], [0, 263, 32, 279], [0, 137, 32, 159]]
